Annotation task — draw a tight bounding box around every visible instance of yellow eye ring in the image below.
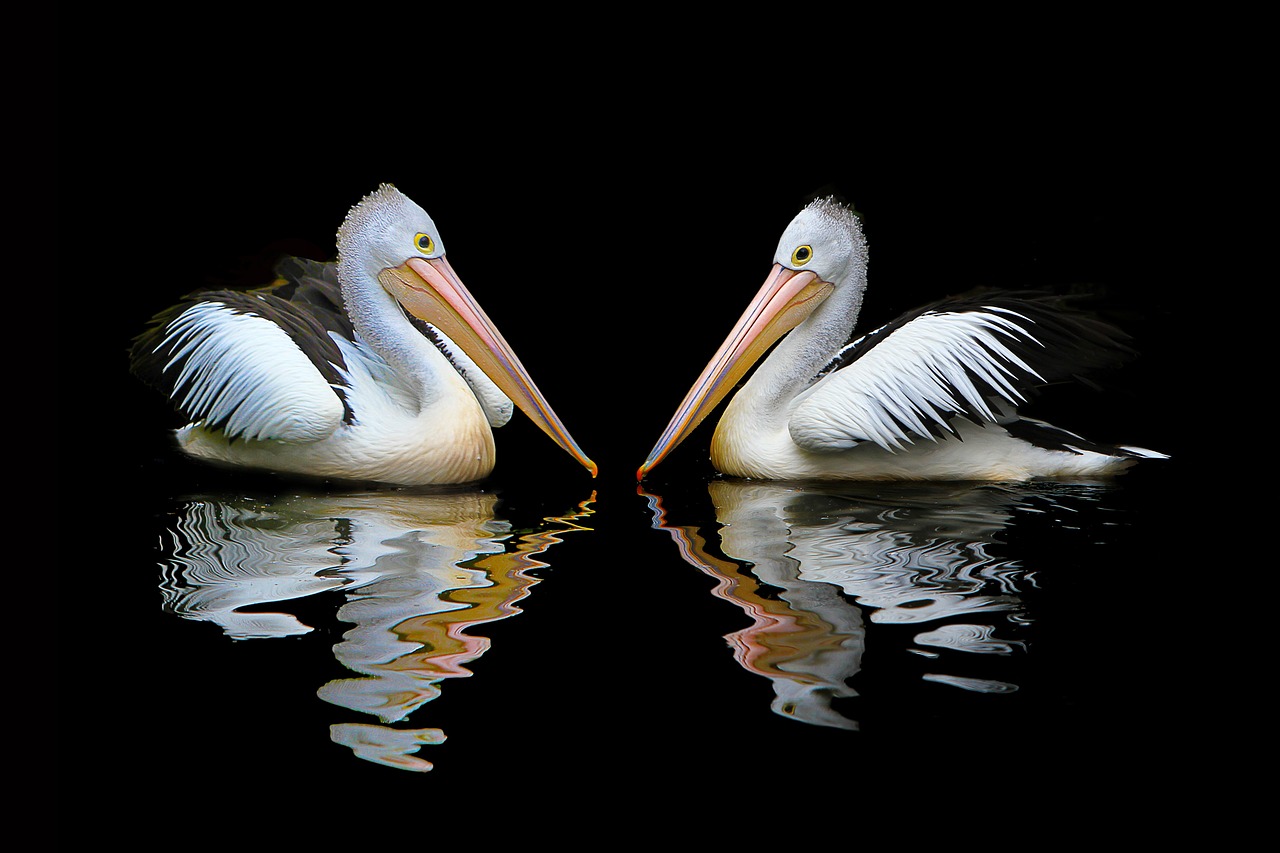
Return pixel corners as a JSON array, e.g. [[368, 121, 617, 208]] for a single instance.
[[415, 233, 436, 254], [791, 244, 813, 266]]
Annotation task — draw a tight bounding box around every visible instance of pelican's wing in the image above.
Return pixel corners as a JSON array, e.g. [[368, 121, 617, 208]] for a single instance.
[[789, 293, 1135, 453], [129, 260, 353, 443]]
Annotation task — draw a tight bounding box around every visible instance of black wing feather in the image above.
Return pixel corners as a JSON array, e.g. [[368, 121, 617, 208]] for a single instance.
[[817, 290, 1135, 406], [129, 258, 357, 428]]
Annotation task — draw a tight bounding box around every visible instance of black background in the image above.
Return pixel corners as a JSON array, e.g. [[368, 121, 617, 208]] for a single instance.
[[60, 22, 1228, 843]]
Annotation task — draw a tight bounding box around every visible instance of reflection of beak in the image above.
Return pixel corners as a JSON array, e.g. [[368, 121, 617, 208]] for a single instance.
[[380, 255, 597, 477], [637, 264, 832, 480]]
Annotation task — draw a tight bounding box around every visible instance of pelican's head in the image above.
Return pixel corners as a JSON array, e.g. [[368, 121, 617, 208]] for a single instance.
[[773, 197, 867, 290], [637, 197, 866, 480], [337, 183, 449, 278], [337, 184, 597, 477]]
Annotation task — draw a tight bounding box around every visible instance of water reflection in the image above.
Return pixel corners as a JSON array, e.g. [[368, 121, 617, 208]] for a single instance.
[[643, 479, 1118, 731], [155, 488, 594, 771]]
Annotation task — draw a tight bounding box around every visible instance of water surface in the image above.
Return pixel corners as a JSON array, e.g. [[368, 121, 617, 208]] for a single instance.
[[72, 439, 1196, 847]]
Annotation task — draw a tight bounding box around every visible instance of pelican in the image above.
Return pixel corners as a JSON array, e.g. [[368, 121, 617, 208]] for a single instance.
[[131, 184, 596, 486], [639, 197, 1167, 482]]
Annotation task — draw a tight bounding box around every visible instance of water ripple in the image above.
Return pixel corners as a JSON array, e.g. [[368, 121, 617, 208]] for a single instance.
[[914, 623, 1026, 655], [644, 480, 1118, 731], [152, 489, 595, 771]]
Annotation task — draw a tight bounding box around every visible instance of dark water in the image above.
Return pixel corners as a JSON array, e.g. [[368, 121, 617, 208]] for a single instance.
[[76, 432, 1198, 838]]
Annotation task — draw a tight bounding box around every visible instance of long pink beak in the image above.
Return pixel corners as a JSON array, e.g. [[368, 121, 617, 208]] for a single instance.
[[380, 255, 597, 477], [637, 264, 832, 479]]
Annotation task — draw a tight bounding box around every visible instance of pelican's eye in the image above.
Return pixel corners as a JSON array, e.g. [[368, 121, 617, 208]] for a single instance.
[[791, 244, 813, 266], [415, 233, 436, 254]]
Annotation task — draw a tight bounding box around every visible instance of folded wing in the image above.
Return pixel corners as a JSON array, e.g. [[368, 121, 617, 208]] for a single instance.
[[789, 293, 1135, 453]]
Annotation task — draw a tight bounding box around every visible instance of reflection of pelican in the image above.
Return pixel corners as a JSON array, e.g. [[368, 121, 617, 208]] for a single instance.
[[644, 481, 1057, 730], [639, 197, 1166, 481], [131, 184, 595, 486], [156, 489, 594, 770]]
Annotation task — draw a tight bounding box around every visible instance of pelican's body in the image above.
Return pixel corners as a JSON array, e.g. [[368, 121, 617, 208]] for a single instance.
[[132, 185, 595, 486], [640, 197, 1166, 482]]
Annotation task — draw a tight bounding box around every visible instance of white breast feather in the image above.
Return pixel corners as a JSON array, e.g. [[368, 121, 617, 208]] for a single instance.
[[425, 326, 514, 428]]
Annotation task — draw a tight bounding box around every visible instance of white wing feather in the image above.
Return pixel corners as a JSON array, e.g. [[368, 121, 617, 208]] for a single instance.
[[161, 302, 344, 443], [790, 308, 1044, 453]]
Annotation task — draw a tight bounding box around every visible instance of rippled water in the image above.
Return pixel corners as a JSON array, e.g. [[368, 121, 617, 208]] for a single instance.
[[153, 489, 594, 771], [643, 481, 1060, 729], [95, 460, 1186, 791], [61, 416, 1211, 853]]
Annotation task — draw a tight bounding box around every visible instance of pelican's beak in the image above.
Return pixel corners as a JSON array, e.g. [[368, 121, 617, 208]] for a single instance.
[[380, 255, 597, 477], [637, 264, 832, 479]]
